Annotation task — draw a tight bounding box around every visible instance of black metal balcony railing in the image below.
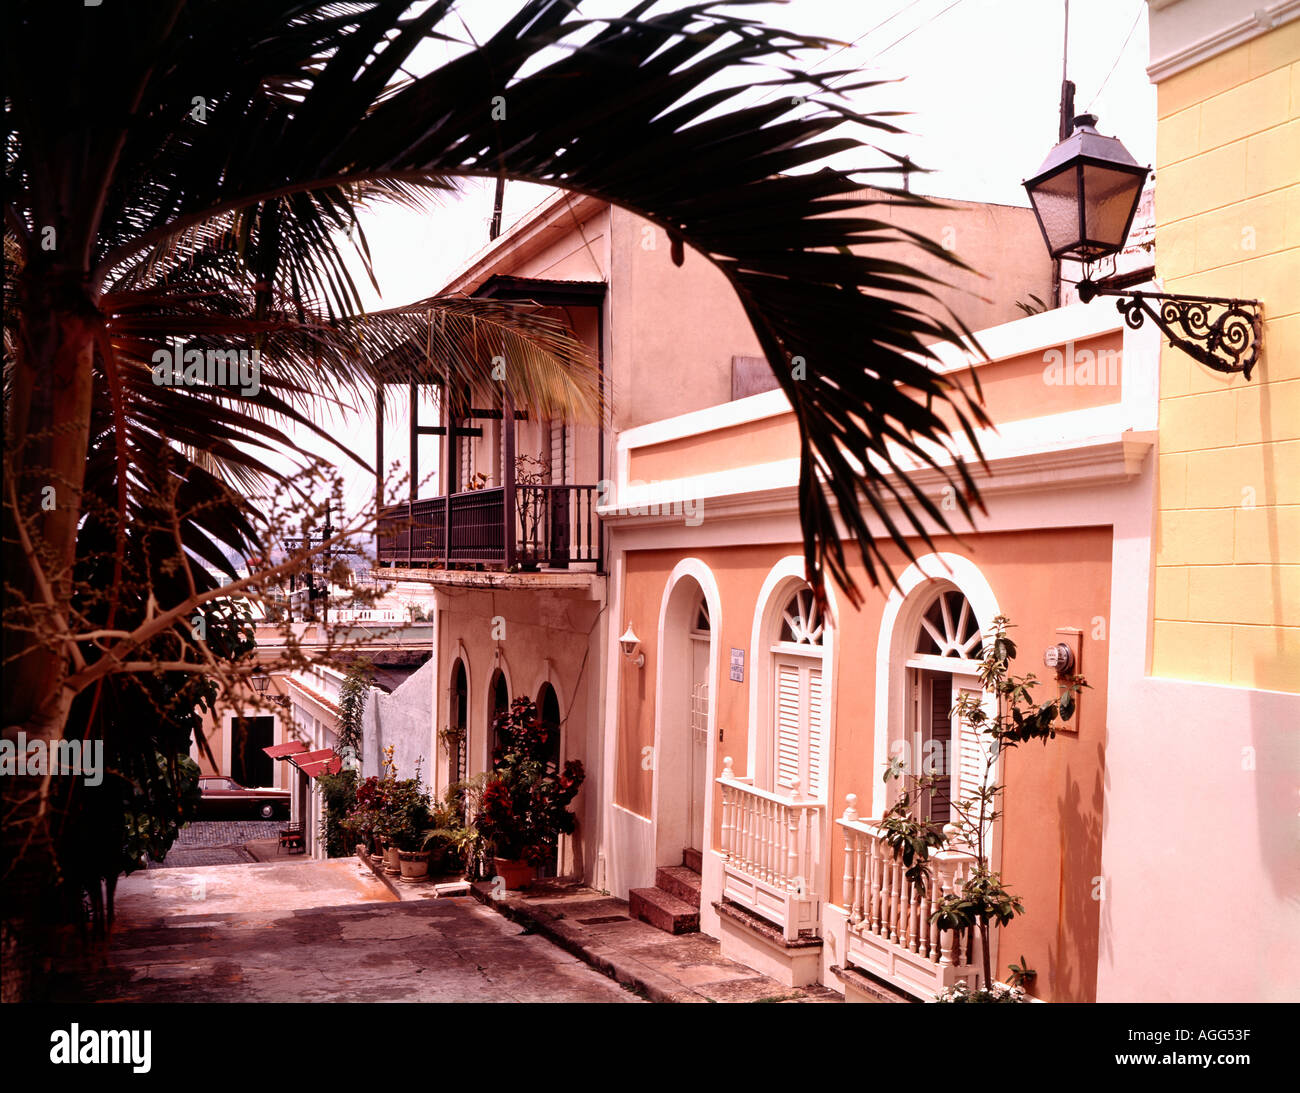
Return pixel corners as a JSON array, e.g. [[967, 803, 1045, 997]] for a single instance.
[[377, 483, 601, 571]]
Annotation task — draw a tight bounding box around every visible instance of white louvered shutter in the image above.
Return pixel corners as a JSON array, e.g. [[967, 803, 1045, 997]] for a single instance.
[[773, 657, 824, 798], [806, 666, 823, 797], [775, 662, 802, 791], [954, 681, 987, 802]]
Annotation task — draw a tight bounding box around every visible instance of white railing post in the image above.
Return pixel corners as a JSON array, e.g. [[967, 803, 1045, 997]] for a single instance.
[[718, 772, 824, 939], [786, 780, 801, 886], [841, 795, 858, 921], [720, 757, 734, 860], [937, 857, 957, 967]]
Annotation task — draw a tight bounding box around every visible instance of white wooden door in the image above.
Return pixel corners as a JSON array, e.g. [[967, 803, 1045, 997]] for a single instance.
[[773, 654, 824, 798], [688, 635, 710, 849]]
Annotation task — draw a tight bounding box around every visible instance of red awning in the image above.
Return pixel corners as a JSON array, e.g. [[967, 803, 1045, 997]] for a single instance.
[[286, 747, 343, 779], [263, 741, 309, 759]]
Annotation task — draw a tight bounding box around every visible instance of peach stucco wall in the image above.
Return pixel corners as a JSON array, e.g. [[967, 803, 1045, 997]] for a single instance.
[[624, 328, 1125, 485], [616, 526, 1113, 1002]]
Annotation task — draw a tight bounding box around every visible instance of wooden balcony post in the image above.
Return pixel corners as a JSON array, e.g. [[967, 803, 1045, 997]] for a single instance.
[[441, 380, 451, 569], [408, 379, 418, 502], [374, 380, 384, 558], [503, 391, 516, 570]]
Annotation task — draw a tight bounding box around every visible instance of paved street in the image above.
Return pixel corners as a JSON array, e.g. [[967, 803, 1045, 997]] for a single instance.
[[52, 859, 641, 1003], [146, 820, 280, 868]]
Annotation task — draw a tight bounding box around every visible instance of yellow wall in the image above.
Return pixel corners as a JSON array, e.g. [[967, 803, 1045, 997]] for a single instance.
[[1152, 19, 1300, 690]]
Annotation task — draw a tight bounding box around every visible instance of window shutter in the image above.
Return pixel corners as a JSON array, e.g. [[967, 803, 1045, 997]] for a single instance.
[[955, 683, 986, 804], [773, 659, 824, 798], [806, 666, 823, 798], [775, 662, 802, 791]]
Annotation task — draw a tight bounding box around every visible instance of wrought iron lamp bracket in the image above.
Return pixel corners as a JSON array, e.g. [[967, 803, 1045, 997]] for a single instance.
[[1077, 280, 1263, 380]]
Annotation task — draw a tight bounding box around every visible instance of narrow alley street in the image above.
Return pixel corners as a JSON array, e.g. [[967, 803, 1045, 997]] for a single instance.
[[51, 859, 641, 1003]]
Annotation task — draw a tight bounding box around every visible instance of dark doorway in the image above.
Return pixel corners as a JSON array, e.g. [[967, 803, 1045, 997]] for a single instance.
[[231, 715, 274, 788], [535, 683, 562, 879], [488, 669, 509, 763], [918, 671, 952, 825], [450, 659, 468, 787]]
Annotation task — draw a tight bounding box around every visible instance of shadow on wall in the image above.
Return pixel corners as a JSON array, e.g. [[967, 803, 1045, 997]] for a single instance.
[[1044, 743, 1105, 1003], [1247, 351, 1300, 906]]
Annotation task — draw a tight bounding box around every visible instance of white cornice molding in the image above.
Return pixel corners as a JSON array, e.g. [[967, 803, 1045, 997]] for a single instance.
[[1147, 0, 1300, 83], [600, 432, 1155, 533]]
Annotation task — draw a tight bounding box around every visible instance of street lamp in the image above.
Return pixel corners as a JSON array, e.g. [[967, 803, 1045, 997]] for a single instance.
[[249, 669, 289, 707], [1025, 114, 1262, 379], [619, 625, 644, 668]]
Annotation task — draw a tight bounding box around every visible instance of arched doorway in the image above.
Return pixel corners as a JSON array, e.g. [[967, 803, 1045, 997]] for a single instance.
[[903, 582, 988, 827], [448, 658, 468, 790], [487, 667, 509, 766], [653, 570, 716, 868], [535, 681, 562, 878], [761, 582, 827, 799]]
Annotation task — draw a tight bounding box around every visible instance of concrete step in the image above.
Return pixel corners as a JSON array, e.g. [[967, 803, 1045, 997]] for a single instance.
[[682, 847, 703, 873], [629, 886, 699, 935], [655, 865, 701, 908]]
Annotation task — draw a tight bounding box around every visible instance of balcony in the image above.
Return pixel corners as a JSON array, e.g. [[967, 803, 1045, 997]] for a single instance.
[[716, 758, 823, 942], [377, 483, 601, 571], [835, 795, 983, 1000]]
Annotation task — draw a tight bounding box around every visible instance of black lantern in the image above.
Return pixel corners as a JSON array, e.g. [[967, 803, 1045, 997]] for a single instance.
[[1024, 114, 1149, 263], [249, 670, 270, 694], [1025, 113, 1262, 380]]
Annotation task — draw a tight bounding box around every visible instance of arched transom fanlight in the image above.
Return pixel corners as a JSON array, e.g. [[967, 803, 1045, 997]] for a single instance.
[[779, 587, 824, 646], [916, 588, 982, 659]]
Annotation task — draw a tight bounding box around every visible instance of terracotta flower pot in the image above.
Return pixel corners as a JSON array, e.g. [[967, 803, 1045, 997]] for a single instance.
[[492, 856, 535, 891], [398, 850, 429, 881], [383, 846, 401, 875]]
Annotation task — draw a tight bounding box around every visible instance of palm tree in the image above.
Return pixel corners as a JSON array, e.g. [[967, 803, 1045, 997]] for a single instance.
[[3, 0, 990, 991]]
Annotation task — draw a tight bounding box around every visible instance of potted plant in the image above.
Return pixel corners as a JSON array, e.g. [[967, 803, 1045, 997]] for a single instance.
[[513, 453, 549, 570], [382, 760, 436, 881], [345, 774, 390, 858], [472, 696, 585, 889]]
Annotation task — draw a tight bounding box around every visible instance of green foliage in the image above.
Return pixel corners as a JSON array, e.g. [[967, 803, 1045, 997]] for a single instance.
[[118, 752, 204, 870], [317, 768, 359, 858], [474, 697, 585, 865], [381, 761, 434, 852], [1006, 955, 1037, 988], [335, 662, 370, 763]]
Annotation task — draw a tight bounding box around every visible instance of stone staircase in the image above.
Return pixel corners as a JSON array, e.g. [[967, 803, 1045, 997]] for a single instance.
[[629, 849, 702, 934]]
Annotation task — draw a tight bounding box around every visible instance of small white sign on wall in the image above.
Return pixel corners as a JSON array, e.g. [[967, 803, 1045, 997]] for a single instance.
[[729, 647, 744, 683]]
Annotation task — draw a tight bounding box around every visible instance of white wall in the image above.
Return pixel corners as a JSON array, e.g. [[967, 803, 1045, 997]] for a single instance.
[[362, 657, 439, 796]]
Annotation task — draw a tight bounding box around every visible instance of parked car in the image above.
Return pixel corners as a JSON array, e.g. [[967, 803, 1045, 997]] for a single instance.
[[197, 776, 290, 820]]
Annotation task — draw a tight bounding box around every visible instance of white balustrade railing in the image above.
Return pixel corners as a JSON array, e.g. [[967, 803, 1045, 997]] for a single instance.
[[716, 757, 823, 941], [836, 793, 984, 998]]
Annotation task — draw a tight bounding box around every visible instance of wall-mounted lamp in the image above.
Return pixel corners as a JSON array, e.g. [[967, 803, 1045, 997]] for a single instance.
[[619, 625, 644, 668], [249, 669, 289, 707], [1024, 114, 1262, 379]]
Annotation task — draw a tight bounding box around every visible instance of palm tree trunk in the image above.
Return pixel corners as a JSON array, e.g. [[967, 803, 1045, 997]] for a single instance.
[[3, 266, 98, 1001]]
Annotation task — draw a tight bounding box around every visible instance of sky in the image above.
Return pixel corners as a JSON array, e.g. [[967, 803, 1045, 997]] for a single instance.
[[261, 0, 1157, 549]]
